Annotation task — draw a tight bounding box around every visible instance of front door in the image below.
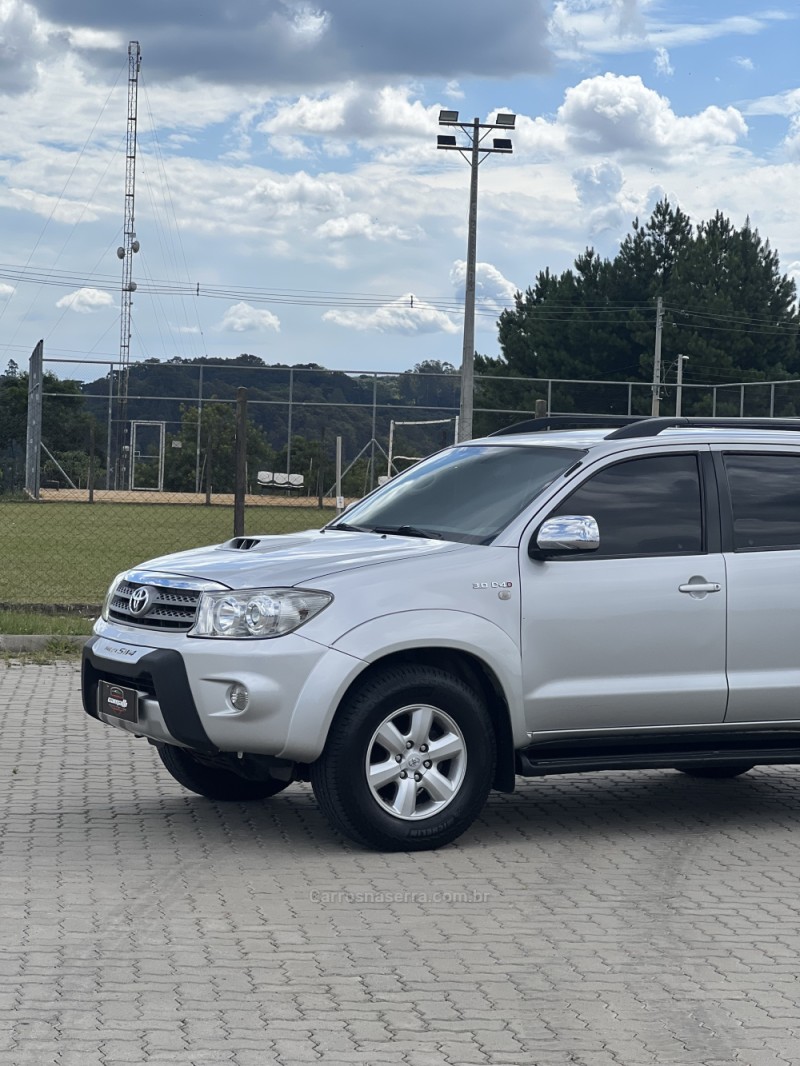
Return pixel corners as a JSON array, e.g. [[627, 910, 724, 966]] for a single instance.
[[520, 451, 728, 734]]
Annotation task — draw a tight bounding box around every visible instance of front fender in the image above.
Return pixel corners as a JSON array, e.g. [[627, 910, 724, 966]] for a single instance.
[[281, 610, 524, 763], [289, 609, 525, 758]]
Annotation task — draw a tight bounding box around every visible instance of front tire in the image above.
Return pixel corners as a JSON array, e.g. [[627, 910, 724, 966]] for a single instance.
[[676, 764, 754, 779], [311, 664, 496, 851], [156, 743, 292, 801]]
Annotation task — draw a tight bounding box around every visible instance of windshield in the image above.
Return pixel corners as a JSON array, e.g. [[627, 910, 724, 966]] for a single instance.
[[329, 444, 584, 544]]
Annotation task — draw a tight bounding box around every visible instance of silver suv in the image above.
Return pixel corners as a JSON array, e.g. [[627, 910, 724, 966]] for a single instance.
[[82, 415, 800, 850]]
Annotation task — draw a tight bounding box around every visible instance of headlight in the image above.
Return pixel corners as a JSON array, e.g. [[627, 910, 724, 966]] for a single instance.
[[190, 588, 332, 639], [101, 572, 126, 621]]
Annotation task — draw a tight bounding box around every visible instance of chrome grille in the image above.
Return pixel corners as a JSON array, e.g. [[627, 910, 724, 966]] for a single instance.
[[109, 580, 202, 631]]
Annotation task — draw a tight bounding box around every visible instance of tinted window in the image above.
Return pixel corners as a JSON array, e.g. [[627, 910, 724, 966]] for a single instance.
[[550, 454, 703, 557], [724, 453, 800, 551]]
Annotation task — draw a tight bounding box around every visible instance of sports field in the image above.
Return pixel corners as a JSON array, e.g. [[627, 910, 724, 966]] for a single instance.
[[0, 499, 332, 607]]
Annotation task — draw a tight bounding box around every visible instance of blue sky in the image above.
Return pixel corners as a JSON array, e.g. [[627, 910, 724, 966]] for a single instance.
[[0, 0, 798, 382]]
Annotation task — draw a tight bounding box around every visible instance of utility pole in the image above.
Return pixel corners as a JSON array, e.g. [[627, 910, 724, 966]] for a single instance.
[[115, 40, 142, 489], [437, 110, 515, 441], [651, 296, 664, 416]]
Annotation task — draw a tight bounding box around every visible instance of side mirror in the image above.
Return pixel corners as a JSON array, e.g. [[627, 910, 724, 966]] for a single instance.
[[530, 515, 600, 559]]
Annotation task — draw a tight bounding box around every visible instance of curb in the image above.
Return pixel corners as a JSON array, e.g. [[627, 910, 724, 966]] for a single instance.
[[0, 635, 89, 653]]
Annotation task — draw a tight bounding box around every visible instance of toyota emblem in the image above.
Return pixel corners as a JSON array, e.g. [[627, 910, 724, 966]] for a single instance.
[[129, 586, 155, 616]]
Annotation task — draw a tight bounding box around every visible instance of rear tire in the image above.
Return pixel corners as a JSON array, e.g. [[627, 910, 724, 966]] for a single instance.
[[156, 743, 292, 801], [676, 765, 754, 779], [311, 664, 496, 851]]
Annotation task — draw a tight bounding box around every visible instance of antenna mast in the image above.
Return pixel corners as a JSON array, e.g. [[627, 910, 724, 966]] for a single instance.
[[115, 40, 141, 489]]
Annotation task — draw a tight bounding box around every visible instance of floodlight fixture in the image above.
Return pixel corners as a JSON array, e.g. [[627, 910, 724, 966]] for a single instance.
[[434, 107, 516, 443]]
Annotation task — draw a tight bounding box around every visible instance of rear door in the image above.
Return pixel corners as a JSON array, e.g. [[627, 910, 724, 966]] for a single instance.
[[718, 448, 800, 723], [520, 448, 729, 733]]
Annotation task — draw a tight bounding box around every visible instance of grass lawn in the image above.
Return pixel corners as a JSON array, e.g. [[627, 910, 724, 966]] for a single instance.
[[0, 610, 94, 635], [0, 500, 331, 608]]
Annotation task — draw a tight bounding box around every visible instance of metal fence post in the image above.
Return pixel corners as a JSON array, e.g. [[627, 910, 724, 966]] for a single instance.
[[106, 362, 114, 490], [286, 367, 294, 477], [370, 375, 377, 491], [335, 436, 343, 513], [25, 339, 43, 500], [233, 387, 247, 537], [88, 423, 96, 504], [194, 364, 203, 494]]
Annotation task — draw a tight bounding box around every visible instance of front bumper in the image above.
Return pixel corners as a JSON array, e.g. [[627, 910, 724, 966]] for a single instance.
[[83, 639, 217, 752], [82, 624, 365, 762]]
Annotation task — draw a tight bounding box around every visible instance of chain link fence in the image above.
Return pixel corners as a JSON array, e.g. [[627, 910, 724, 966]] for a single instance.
[[3, 355, 800, 610]]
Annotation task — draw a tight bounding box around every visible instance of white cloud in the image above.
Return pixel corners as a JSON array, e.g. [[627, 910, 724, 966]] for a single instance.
[[0, 282, 14, 298], [653, 46, 673, 77], [444, 80, 464, 101], [261, 84, 439, 149], [573, 160, 624, 205], [733, 56, 755, 71], [268, 135, 314, 159], [55, 287, 114, 313], [66, 27, 122, 51], [289, 8, 331, 46], [745, 88, 800, 117], [250, 170, 347, 212], [549, 1, 791, 59], [323, 295, 459, 335], [572, 160, 631, 234], [449, 262, 517, 319], [220, 302, 281, 333], [557, 74, 747, 158], [315, 213, 421, 242], [785, 117, 800, 160]]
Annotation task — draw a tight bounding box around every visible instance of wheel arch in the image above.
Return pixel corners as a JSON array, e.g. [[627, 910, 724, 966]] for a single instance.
[[327, 646, 517, 793]]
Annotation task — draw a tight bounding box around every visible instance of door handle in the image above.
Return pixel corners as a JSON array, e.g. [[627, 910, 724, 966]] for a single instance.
[[679, 581, 721, 595]]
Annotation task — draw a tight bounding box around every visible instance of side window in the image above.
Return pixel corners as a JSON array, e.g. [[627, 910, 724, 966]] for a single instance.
[[549, 454, 703, 558], [723, 453, 800, 551]]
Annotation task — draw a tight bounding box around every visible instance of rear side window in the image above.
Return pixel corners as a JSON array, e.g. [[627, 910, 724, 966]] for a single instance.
[[723, 453, 800, 551], [550, 454, 703, 557]]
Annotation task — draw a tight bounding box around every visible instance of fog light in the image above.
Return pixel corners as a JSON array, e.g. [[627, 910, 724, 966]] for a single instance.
[[229, 683, 250, 711]]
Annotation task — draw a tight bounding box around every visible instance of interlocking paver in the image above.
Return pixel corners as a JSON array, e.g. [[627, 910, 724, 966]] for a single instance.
[[6, 660, 800, 1064]]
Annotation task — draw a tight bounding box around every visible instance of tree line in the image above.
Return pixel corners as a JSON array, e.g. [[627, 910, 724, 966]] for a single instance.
[[475, 199, 799, 425]]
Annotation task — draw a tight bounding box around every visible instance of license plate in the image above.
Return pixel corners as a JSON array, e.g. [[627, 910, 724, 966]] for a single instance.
[[98, 680, 139, 724]]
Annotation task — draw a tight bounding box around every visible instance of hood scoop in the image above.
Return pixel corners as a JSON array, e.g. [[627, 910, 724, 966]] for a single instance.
[[226, 537, 262, 551]]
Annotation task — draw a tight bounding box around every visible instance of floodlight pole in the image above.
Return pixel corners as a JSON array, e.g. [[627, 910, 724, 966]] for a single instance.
[[437, 112, 514, 441], [461, 119, 480, 443]]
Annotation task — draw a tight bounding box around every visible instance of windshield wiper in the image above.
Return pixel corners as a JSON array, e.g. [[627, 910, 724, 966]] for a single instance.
[[326, 522, 371, 532], [371, 524, 443, 540]]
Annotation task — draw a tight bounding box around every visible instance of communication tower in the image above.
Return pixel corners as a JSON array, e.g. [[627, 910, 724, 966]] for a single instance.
[[115, 40, 141, 488]]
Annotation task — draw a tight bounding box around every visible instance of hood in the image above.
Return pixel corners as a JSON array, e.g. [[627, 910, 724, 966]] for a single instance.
[[128, 529, 465, 589]]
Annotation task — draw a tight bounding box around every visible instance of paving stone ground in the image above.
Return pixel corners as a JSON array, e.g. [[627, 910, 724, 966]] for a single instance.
[[3, 660, 800, 1065]]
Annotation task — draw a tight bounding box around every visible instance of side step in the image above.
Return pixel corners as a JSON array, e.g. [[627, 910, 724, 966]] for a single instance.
[[515, 729, 800, 777]]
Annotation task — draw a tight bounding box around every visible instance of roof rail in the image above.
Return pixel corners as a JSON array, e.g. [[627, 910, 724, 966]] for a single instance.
[[606, 416, 800, 440], [490, 414, 641, 436]]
